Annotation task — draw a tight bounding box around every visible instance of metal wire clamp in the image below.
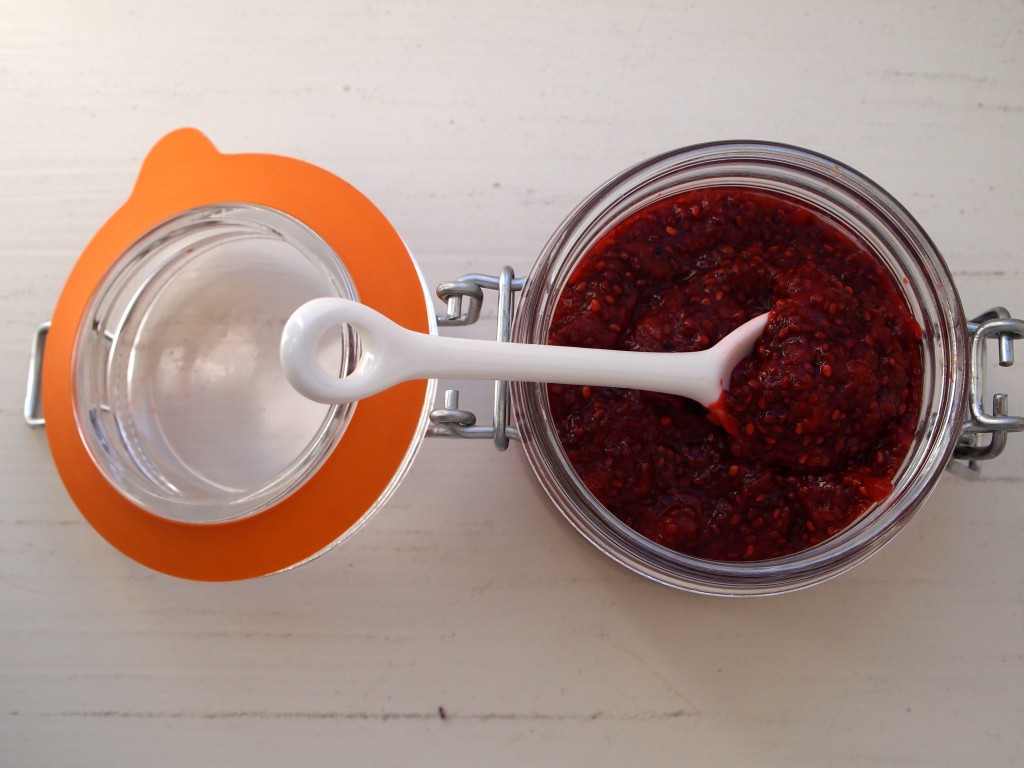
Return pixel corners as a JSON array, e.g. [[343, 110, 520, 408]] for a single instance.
[[949, 307, 1024, 478], [428, 266, 526, 450]]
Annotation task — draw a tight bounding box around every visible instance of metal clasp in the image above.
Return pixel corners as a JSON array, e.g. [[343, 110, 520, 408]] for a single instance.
[[427, 266, 526, 450], [949, 307, 1024, 479], [24, 321, 50, 428]]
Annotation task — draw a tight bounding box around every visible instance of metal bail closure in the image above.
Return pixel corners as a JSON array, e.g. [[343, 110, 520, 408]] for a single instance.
[[950, 307, 1024, 478], [427, 266, 526, 450], [24, 321, 49, 428]]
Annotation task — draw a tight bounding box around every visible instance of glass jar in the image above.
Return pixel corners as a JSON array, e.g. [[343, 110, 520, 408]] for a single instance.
[[508, 141, 1000, 595]]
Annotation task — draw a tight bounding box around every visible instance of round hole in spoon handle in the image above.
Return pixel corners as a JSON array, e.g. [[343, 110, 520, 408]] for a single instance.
[[280, 298, 769, 407]]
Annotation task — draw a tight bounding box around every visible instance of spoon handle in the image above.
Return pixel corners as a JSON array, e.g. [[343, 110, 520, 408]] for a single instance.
[[281, 298, 765, 406]]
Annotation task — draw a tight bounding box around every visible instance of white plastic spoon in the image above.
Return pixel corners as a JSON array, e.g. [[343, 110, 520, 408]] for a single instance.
[[280, 298, 769, 407]]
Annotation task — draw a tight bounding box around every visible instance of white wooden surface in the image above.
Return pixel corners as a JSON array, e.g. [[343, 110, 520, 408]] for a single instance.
[[3, 1, 1023, 765]]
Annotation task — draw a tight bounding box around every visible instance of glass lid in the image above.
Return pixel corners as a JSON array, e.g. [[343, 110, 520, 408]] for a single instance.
[[42, 129, 435, 580]]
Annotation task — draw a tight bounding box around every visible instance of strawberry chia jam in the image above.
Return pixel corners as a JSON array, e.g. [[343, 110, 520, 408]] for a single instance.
[[547, 187, 923, 560]]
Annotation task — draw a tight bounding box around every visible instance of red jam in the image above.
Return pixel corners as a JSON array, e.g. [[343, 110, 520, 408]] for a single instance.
[[547, 187, 922, 560]]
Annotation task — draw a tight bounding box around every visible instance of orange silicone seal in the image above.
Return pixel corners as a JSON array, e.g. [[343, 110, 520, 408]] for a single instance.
[[42, 129, 432, 581]]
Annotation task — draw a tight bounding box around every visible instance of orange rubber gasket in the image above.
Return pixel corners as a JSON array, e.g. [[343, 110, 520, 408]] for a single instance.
[[42, 128, 431, 581]]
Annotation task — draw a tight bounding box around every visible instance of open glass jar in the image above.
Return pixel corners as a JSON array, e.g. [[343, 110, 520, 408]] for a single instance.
[[510, 141, 1001, 595], [27, 131, 1024, 593]]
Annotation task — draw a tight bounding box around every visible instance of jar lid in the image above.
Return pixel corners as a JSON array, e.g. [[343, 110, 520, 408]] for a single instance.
[[42, 129, 434, 580]]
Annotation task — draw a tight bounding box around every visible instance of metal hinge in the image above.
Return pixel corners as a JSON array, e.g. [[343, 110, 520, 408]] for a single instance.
[[427, 266, 525, 451]]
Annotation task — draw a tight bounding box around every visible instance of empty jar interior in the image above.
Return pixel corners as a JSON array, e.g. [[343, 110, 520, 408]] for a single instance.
[[73, 204, 358, 524]]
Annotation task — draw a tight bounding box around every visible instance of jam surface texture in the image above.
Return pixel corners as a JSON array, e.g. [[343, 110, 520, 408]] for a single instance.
[[547, 187, 922, 560]]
